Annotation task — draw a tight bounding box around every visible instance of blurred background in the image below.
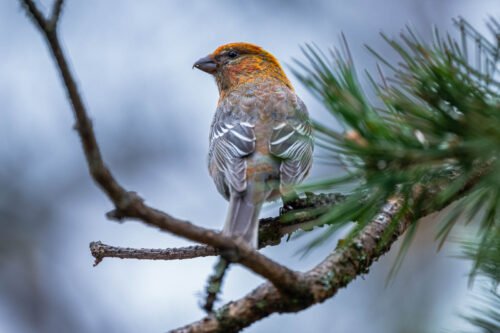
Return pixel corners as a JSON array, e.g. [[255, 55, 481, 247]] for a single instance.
[[1, 0, 498, 332]]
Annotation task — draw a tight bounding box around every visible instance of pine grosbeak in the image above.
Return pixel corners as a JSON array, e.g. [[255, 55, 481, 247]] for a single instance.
[[194, 43, 313, 248]]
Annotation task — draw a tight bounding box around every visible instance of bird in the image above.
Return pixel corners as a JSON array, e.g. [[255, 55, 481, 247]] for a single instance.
[[193, 42, 313, 248]]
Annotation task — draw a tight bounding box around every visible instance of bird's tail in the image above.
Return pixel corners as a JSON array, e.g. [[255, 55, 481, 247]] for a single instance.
[[223, 191, 265, 249]]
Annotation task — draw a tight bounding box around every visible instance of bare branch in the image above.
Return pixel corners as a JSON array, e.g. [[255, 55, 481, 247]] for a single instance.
[[21, 0, 64, 32], [89, 241, 219, 265], [90, 193, 346, 264], [49, 0, 65, 30], [20, 0, 130, 203], [21, 0, 49, 30]]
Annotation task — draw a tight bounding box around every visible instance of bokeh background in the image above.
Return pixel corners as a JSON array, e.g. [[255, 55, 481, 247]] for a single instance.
[[1, 1, 498, 332]]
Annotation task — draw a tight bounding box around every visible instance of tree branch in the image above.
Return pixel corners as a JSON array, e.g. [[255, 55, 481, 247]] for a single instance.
[[90, 193, 346, 264], [49, 0, 64, 29], [172, 198, 406, 333], [172, 164, 490, 332], [172, 167, 484, 333], [89, 241, 219, 265], [21, 0, 48, 31]]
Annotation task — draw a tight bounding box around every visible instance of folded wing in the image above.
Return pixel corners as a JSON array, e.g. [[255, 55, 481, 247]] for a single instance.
[[269, 99, 313, 190], [208, 118, 256, 199]]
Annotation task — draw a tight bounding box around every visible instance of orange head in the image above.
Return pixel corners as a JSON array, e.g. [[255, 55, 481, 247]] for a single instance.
[[193, 42, 293, 94]]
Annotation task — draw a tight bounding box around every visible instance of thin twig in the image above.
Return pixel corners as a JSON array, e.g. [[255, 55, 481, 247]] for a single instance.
[[49, 0, 64, 29], [203, 258, 230, 313], [89, 242, 219, 266], [21, 0, 48, 30]]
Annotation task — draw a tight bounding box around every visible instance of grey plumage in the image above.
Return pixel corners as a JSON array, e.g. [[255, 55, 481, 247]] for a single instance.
[[208, 81, 313, 248], [223, 185, 264, 248]]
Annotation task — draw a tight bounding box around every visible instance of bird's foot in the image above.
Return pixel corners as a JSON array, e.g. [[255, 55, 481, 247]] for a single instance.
[[280, 191, 302, 214]]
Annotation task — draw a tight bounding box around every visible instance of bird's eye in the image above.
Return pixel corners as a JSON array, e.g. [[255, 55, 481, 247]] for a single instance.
[[227, 50, 238, 59]]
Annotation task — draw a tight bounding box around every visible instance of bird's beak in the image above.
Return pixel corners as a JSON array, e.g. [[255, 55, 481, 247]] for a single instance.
[[193, 55, 217, 74]]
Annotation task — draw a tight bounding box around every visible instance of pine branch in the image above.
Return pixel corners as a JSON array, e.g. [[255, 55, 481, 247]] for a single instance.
[[291, 19, 499, 333], [293, 19, 499, 263]]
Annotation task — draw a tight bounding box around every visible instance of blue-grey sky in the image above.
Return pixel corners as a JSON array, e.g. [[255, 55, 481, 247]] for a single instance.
[[1, 1, 498, 332]]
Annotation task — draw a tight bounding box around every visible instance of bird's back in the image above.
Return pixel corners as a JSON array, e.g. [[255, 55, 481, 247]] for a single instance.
[[210, 79, 309, 201]]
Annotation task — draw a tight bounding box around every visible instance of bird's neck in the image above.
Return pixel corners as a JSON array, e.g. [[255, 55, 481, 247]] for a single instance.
[[216, 58, 293, 98]]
